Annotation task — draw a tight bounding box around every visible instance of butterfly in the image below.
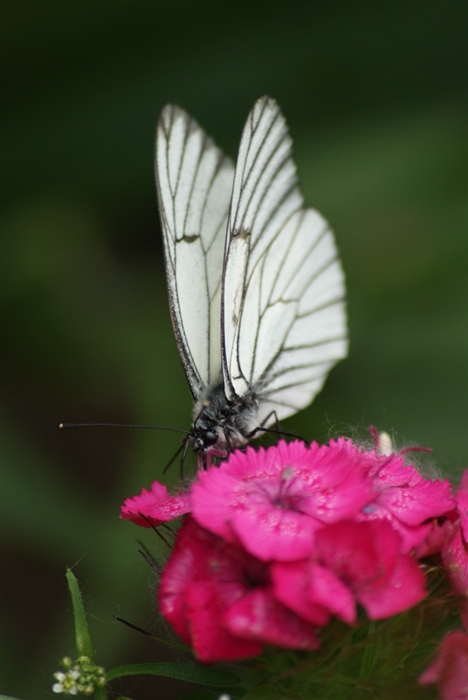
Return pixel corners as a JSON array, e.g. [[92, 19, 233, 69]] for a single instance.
[[155, 96, 348, 467]]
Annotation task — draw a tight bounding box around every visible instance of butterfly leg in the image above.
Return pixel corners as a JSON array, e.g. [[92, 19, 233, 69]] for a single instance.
[[246, 411, 305, 444], [245, 410, 280, 440]]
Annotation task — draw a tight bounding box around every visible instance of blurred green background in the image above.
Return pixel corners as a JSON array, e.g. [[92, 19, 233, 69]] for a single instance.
[[1, 1, 467, 698]]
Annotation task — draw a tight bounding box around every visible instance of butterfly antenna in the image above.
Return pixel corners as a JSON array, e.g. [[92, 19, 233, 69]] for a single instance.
[[59, 422, 189, 435]]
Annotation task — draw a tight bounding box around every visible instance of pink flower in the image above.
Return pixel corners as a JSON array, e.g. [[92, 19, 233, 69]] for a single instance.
[[191, 438, 454, 563], [414, 516, 457, 559], [158, 517, 320, 662], [122, 436, 459, 663], [419, 630, 468, 699], [360, 451, 454, 554], [273, 520, 426, 624], [120, 481, 191, 527], [191, 439, 374, 561], [272, 558, 354, 624]]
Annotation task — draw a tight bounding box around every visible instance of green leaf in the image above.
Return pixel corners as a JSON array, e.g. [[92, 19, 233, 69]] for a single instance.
[[106, 662, 240, 687], [65, 568, 94, 660]]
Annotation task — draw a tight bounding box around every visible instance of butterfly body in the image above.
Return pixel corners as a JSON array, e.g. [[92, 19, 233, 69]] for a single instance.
[[155, 96, 348, 467], [190, 381, 260, 458]]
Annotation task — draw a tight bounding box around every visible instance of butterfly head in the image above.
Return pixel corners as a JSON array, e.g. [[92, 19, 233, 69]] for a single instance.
[[189, 425, 223, 453]]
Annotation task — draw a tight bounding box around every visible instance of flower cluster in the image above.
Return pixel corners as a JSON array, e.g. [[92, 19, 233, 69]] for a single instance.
[[121, 437, 458, 666], [52, 656, 106, 696]]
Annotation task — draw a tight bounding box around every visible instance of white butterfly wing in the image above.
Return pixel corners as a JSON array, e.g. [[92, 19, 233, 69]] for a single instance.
[[222, 96, 348, 425], [155, 105, 234, 399]]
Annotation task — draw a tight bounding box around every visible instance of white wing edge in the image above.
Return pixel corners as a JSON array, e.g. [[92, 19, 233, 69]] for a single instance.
[[155, 104, 235, 398]]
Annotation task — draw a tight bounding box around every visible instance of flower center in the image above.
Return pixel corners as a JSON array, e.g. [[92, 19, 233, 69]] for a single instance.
[[256, 473, 307, 513]]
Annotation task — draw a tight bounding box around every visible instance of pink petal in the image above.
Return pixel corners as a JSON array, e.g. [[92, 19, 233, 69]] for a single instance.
[[225, 588, 320, 651], [271, 560, 330, 625], [419, 631, 468, 700], [221, 443, 288, 480], [414, 517, 457, 558], [307, 562, 356, 623], [230, 503, 321, 561], [158, 519, 207, 642], [191, 467, 239, 541], [314, 520, 427, 619], [315, 520, 400, 587], [294, 439, 375, 521], [443, 527, 468, 597], [358, 554, 427, 619], [192, 458, 323, 561], [375, 474, 454, 527], [120, 481, 190, 526], [186, 581, 262, 662], [358, 503, 433, 554]]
